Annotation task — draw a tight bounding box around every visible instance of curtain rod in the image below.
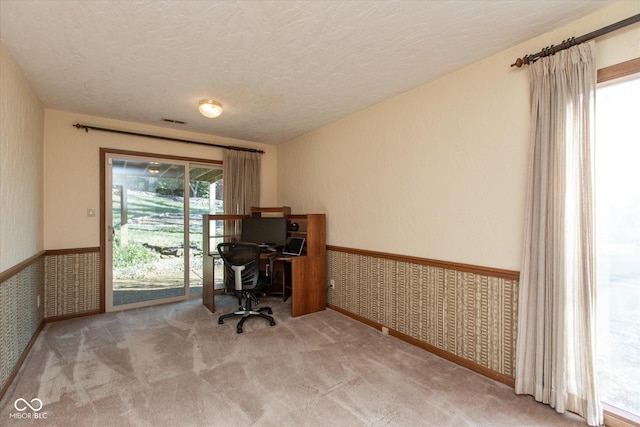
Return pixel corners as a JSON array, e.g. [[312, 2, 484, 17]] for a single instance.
[[511, 13, 640, 68], [72, 123, 265, 154]]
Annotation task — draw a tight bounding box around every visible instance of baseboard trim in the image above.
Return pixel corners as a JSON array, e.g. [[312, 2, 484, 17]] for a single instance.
[[45, 309, 101, 323], [0, 320, 45, 402], [328, 304, 515, 388]]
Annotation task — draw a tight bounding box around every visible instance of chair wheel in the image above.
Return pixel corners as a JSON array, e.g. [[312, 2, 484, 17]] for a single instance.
[[270, 320, 276, 326], [267, 309, 273, 314], [218, 319, 224, 324], [237, 327, 243, 333]]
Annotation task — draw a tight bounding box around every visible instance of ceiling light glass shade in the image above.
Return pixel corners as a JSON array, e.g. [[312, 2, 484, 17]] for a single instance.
[[198, 100, 223, 118]]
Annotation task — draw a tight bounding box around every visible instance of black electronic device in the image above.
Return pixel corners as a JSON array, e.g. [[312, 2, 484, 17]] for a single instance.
[[282, 237, 305, 256], [241, 217, 288, 248]]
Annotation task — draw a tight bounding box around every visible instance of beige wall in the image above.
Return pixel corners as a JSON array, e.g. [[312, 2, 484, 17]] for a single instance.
[[277, 2, 640, 271], [43, 110, 278, 249], [0, 42, 44, 271]]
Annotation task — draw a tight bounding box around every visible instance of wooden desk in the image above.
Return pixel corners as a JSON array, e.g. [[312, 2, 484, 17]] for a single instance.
[[270, 255, 326, 317], [209, 252, 326, 318], [202, 212, 326, 317]]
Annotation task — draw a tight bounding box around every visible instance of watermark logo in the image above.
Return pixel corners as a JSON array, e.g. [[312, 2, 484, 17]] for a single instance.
[[9, 397, 47, 420], [14, 398, 43, 412]]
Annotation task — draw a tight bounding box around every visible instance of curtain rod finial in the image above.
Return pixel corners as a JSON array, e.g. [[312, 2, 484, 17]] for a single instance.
[[511, 57, 525, 68]]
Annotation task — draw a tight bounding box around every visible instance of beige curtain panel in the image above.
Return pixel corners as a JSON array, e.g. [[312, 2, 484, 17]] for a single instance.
[[515, 41, 602, 426], [223, 150, 261, 215]]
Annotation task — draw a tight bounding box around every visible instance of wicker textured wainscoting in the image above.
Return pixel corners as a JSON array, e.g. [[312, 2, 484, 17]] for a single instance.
[[327, 247, 519, 383], [45, 248, 101, 319], [0, 254, 45, 398], [1, 248, 101, 399]]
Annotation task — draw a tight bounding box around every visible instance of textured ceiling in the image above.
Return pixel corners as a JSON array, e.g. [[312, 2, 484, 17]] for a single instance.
[[0, 0, 613, 144]]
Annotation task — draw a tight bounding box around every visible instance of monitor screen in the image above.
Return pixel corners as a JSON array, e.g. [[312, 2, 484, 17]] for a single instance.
[[241, 217, 288, 247]]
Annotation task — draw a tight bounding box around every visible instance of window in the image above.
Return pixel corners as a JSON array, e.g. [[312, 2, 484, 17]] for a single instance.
[[595, 65, 640, 419]]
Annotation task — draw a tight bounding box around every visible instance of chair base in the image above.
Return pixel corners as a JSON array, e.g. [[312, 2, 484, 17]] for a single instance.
[[218, 306, 276, 333]]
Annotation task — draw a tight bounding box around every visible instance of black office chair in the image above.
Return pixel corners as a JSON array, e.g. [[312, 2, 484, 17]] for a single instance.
[[217, 242, 276, 333]]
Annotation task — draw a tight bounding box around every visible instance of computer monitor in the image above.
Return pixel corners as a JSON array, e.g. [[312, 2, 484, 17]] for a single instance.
[[241, 217, 288, 247]]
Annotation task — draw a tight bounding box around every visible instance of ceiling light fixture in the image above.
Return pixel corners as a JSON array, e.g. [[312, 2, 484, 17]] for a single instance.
[[198, 100, 223, 118]]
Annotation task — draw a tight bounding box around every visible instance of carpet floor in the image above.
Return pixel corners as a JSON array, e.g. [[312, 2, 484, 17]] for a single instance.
[[1, 295, 587, 426]]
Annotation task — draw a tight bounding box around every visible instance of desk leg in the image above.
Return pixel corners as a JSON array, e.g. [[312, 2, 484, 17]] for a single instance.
[[282, 262, 292, 302], [203, 255, 215, 313], [290, 257, 308, 317], [290, 256, 326, 317]]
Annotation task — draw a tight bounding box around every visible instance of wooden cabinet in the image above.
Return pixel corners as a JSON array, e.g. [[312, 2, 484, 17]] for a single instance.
[[278, 213, 326, 316], [203, 207, 326, 317]]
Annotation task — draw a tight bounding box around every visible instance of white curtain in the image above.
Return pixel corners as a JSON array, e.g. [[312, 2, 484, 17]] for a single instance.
[[223, 149, 261, 215], [515, 41, 602, 426]]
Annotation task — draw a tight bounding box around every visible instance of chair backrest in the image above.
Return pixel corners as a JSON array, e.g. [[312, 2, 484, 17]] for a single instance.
[[217, 242, 261, 291]]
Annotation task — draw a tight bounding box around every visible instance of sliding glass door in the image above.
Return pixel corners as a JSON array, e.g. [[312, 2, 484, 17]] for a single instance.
[[595, 72, 640, 418], [105, 153, 222, 311]]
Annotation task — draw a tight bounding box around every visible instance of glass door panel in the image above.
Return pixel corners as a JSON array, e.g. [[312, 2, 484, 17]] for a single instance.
[[107, 156, 187, 310], [188, 164, 223, 295], [595, 74, 640, 417]]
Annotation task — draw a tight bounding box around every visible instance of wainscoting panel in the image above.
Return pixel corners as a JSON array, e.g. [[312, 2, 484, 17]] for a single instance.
[[327, 249, 518, 378], [44, 249, 100, 318], [0, 256, 44, 395]]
